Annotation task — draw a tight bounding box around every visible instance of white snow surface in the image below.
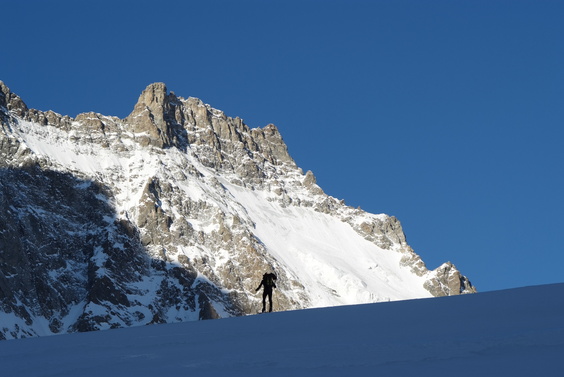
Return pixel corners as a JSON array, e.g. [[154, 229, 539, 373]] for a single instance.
[[1, 283, 562, 376], [224, 181, 431, 307]]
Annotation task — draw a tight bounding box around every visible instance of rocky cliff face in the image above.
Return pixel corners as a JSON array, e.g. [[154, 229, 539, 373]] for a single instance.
[[0, 81, 475, 339]]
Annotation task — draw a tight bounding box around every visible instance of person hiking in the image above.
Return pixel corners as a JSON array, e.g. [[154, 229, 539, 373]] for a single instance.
[[256, 272, 277, 313]]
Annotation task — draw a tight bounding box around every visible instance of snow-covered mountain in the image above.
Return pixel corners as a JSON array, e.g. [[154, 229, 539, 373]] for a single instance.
[[0, 81, 475, 339]]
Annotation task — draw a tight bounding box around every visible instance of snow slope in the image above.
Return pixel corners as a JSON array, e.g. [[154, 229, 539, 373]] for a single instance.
[[224, 180, 432, 307], [1, 283, 562, 377]]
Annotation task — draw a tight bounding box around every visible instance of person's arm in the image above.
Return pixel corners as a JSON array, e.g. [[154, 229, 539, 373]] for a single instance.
[[256, 280, 263, 292]]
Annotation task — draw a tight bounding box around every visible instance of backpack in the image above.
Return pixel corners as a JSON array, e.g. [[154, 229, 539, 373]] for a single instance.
[[265, 273, 277, 287]]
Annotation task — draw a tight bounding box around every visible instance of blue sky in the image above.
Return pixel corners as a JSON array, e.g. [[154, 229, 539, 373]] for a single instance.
[[2, 0, 563, 292]]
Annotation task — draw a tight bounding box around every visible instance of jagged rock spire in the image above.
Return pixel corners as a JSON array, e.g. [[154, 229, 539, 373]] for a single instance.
[[125, 82, 185, 149], [0, 81, 28, 117], [0, 81, 8, 109]]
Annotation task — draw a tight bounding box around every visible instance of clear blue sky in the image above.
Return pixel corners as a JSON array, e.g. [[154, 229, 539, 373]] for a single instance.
[[2, 0, 563, 292]]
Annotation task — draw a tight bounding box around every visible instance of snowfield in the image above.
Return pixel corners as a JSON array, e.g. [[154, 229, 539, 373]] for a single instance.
[[1, 283, 562, 376], [224, 180, 433, 306]]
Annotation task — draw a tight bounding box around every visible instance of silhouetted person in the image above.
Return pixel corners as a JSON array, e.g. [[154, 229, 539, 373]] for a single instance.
[[256, 272, 277, 312]]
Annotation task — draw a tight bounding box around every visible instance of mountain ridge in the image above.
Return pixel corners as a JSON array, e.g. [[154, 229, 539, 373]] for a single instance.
[[0, 81, 475, 339]]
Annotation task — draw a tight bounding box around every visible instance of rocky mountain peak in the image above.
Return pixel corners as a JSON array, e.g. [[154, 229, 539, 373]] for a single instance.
[[124, 82, 185, 149], [135, 82, 169, 109], [0, 81, 27, 117]]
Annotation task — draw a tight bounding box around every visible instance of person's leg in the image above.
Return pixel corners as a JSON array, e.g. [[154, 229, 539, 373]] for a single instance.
[[268, 291, 273, 312], [262, 290, 267, 312]]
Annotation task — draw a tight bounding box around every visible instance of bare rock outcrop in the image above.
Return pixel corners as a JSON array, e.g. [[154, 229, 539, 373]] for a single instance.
[[424, 262, 477, 296]]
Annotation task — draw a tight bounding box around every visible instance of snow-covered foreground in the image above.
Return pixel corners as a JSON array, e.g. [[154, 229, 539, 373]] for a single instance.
[[1, 283, 562, 376]]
